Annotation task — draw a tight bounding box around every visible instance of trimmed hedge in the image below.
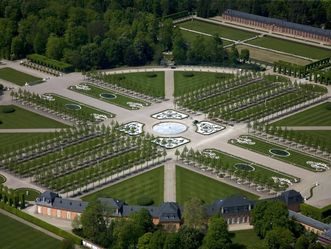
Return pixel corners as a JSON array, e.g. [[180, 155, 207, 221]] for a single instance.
[[183, 72, 194, 77], [27, 54, 74, 73], [300, 203, 331, 222], [0, 202, 82, 245], [2, 106, 15, 113], [137, 196, 154, 206]]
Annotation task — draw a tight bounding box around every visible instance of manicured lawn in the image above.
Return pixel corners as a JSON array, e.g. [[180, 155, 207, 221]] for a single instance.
[[15, 188, 41, 201], [211, 149, 298, 181], [290, 130, 331, 151], [0, 174, 6, 183], [50, 94, 114, 118], [231, 229, 264, 249], [232, 136, 329, 171], [273, 102, 331, 126], [0, 105, 67, 129], [120, 72, 165, 98], [0, 213, 61, 249], [247, 36, 331, 59], [236, 44, 311, 65], [174, 71, 233, 96], [180, 29, 233, 46], [176, 166, 258, 205], [70, 84, 149, 110], [178, 20, 257, 41], [83, 166, 164, 205], [0, 133, 51, 152], [0, 67, 42, 86]]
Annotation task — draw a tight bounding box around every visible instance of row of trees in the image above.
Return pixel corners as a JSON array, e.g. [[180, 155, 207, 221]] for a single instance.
[[0, 184, 25, 209]]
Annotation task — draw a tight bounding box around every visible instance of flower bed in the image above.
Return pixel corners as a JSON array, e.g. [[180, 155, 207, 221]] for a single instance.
[[152, 137, 189, 149], [151, 109, 188, 120], [195, 121, 225, 135]]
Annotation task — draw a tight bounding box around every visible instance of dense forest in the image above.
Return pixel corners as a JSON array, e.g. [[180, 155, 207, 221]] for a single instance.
[[0, 0, 330, 71]]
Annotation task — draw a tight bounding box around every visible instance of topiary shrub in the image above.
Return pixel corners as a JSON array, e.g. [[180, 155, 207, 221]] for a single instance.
[[0, 120, 2, 124], [2, 107, 15, 113], [325, 102, 331, 110], [137, 196, 154, 206], [146, 73, 157, 78], [183, 72, 194, 77]]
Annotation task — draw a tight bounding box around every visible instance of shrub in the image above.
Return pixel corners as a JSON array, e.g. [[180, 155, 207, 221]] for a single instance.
[[325, 102, 331, 110], [146, 73, 157, 78], [0, 120, 2, 124], [2, 107, 15, 113], [183, 72, 194, 77], [137, 196, 154, 206]]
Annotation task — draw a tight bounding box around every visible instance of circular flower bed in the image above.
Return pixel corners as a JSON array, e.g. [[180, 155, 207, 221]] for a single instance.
[[65, 103, 82, 110], [99, 93, 117, 99], [234, 163, 255, 172], [269, 148, 290, 157]]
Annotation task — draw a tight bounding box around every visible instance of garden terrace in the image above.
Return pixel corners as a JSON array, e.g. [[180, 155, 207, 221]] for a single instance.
[[82, 166, 164, 205], [69, 83, 149, 110], [0, 105, 67, 129], [0, 67, 43, 86], [177, 20, 258, 41], [174, 71, 234, 97], [27, 54, 74, 73], [0, 213, 61, 249], [92, 71, 165, 98], [176, 166, 258, 205], [179, 147, 298, 192], [246, 36, 331, 60], [13, 91, 113, 123], [176, 75, 327, 122], [231, 135, 329, 172], [1, 125, 161, 194], [272, 102, 331, 126]]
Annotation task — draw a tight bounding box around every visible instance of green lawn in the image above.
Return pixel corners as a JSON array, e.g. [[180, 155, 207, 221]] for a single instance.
[[70, 84, 149, 110], [0, 133, 51, 152], [174, 71, 233, 96], [15, 188, 41, 201], [0, 105, 67, 129], [176, 166, 258, 205], [247, 36, 331, 59], [103, 71, 165, 98], [180, 29, 233, 46], [49, 94, 114, 119], [0, 67, 42, 86], [290, 130, 331, 151], [231, 229, 264, 249], [273, 102, 331, 126], [178, 20, 257, 41], [0, 213, 61, 249], [83, 166, 164, 205], [232, 136, 329, 171]]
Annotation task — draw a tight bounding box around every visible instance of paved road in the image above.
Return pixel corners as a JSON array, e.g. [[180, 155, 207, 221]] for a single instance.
[[164, 161, 176, 202], [0, 128, 62, 133], [279, 126, 331, 130]]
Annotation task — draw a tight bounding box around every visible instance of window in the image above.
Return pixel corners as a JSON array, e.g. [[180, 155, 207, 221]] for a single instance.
[[57, 210, 61, 218], [67, 212, 71, 220], [37, 206, 41, 214], [47, 208, 51, 216]]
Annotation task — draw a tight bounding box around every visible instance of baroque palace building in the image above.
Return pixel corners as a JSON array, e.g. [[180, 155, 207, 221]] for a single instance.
[[222, 9, 331, 45]]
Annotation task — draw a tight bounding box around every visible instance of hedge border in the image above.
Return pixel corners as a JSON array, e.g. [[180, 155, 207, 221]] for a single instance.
[[0, 202, 81, 245]]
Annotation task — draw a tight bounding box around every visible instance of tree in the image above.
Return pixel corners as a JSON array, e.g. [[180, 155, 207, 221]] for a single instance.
[[130, 208, 154, 233], [10, 36, 25, 60], [229, 45, 239, 65], [172, 30, 187, 64], [265, 227, 294, 249], [46, 35, 65, 60], [251, 200, 290, 238], [183, 197, 207, 231], [240, 49, 250, 63], [159, 18, 173, 51], [138, 232, 153, 249], [178, 226, 204, 249], [164, 233, 181, 249], [202, 216, 232, 249], [148, 230, 166, 249]]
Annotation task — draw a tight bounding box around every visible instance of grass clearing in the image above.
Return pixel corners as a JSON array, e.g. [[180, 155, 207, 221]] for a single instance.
[[0, 67, 42, 86], [0, 213, 61, 249], [232, 136, 329, 171], [180, 29, 233, 46], [231, 229, 264, 249], [178, 20, 257, 41], [174, 71, 233, 97], [82, 166, 164, 205], [14, 188, 41, 201], [273, 102, 331, 126], [247, 36, 331, 59], [176, 166, 258, 205], [0, 133, 52, 152], [236, 44, 311, 65], [0, 105, 67, 129], [289, 130, 331, 150], [70, 84, 149, 110]]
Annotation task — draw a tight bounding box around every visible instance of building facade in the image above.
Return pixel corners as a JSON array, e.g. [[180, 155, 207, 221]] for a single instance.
[[222, 9, 331, 45]]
